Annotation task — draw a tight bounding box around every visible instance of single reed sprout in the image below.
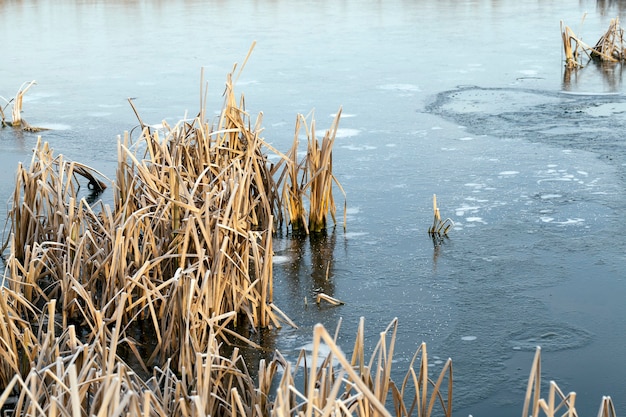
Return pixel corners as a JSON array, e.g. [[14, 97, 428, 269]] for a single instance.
[[428, 194, 454, 240]]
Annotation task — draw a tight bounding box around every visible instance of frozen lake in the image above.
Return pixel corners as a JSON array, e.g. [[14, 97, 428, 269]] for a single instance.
[[2, 1, 626, 415]]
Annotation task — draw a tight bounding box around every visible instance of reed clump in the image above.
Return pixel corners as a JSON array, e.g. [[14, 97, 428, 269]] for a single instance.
[[561, 17, 626, 68], [0, 56, 354, 415], [0, 81, 46, 131], [523, 347, 617, 417], [279, 110, 346, 235]]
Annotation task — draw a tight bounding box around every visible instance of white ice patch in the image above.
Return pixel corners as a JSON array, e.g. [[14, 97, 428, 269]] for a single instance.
[[455, 204, 481, 216], [319, 128, 360, 138], [458, 136, 473, 141], [498, 171, 519, 176], [583, 102, 626, 117], [540, 194, 562, 199], [537, 177, 572, 184], [461, 336, 477, 341], [272, 255, 291, 265], [540, 217, 554, 223], [466, 217, 486, 224], [555, 218, 585, 226], [37, 123, 72, 130], [377, 83, 420, 92], [341, 144, 376, 151], [297, 342, 344, 367], [464, 183, 486, 190], [343, 232, 369, 239]]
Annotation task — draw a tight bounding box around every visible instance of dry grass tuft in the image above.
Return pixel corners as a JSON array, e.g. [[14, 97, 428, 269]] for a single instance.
[[0, 81, 46, 131], [561, 16, 626, 68], [277, 110, 347, 234], [523, 347, 617, 417], [427, 194, 453, 242]]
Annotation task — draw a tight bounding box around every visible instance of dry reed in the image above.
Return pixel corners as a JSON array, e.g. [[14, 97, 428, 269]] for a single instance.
[[523, 346, 616, 417], [428, 194, 453, 241], [276, 109, 347, 234], [561, 17, 626, 68], [0, 81, 45, 131]]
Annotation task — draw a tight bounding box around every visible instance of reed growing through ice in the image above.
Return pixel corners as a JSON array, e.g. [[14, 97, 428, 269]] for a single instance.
[[561, 16, 626, 68], [523, 347, 617, 417], [428, 194, 453, 241], [279, 109, 346, 234], [1, 81, 44, 131]]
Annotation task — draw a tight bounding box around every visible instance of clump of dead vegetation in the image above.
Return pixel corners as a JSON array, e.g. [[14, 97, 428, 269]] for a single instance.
[[561, 16, 626, 68], [0, 80, 46, 132]]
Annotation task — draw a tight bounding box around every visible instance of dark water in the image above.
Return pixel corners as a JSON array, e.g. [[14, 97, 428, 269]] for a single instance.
[[3, 1, 626, 416]]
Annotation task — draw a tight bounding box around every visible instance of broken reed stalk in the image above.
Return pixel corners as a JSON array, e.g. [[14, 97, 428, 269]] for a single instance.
[[11, 81, 36, 127], [428, 194, 453, 239], [561, 21, 585, 69], [561, 17, 626, 68], [522, 346, 616, 417], [592, 17, 626, 62]]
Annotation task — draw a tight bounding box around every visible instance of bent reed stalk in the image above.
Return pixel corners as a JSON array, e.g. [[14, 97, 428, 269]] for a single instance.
[[1, 81, 46, 131]]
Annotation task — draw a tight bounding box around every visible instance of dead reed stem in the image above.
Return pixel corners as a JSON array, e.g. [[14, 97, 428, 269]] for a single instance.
[[428, 194, 453, 242]]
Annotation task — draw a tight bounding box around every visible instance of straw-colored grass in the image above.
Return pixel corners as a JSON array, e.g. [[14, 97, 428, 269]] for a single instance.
[[303, 109, 346, 233], [0, 81, 45, 131], [427, 194, 453, 242], [523, 347, 617, 417], [277, 110, 347, 234], [561, 17, 626, 68]]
